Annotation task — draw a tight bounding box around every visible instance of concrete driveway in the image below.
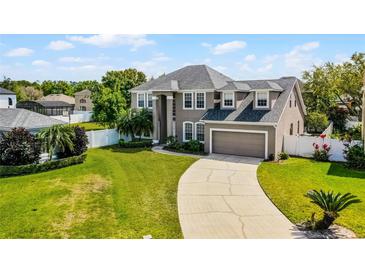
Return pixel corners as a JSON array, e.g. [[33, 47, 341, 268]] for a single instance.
[[178, 154, 300, 239]]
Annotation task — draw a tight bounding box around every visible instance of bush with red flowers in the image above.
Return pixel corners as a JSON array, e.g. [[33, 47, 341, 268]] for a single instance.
[[313, 141, 331, 162]]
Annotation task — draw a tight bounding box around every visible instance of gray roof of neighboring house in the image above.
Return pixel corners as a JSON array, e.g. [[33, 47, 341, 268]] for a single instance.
[[217, 80, 284, 91], [40, 94, 75, 105], [75, 89, 92, 95], [130, 65, 233, 91], [0, 87, 16, 95], [36, 100, 72, 107], [0, 108, 66, 131], [201, 77, 299, 123]]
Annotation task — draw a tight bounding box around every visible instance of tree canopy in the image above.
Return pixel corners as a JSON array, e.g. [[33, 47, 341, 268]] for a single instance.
[[303, 52, 365, 117], [101, 68, 146, 107]]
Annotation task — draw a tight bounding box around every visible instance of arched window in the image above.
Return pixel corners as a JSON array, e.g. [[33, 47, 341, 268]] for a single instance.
[[8, 97, 13, 106], [183, 121, 193, 142], [195, 122, 205, 142], [80, 99, 86, 103]]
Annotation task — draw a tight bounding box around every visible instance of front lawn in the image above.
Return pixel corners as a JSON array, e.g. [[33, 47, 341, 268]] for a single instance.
[[72, 122, 108, 131], [0, 147, 196, 239], [257, 158, 365, 237]]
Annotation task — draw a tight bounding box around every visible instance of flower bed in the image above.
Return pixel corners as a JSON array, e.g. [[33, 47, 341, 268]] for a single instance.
[[163, 146, 208, 156], [0, 154, 87, 178]]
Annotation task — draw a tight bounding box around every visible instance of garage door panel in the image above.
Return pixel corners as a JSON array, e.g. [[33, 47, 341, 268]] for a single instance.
[[212, 131, 265, 158]]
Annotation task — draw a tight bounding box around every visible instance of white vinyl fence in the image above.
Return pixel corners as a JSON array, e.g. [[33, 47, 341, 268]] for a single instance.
[[86, 129, 130, 148], [283, 135, 361, 162], [51, 111, 93, 124]]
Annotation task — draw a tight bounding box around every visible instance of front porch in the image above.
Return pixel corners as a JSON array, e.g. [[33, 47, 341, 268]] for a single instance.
[[152, 92, 176, 143]]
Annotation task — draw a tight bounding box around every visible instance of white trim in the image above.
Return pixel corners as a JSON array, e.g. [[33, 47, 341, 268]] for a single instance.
[[222, 91, 235, 108], [166, 96, 174, 100], [152, 96, 159, 100], [182, 121, 194, 142], [137, 92, 145, 109], [183, 92, 193, 110], [209, 128, 268, 159], [194, 122, 205, 143], [255, 90, 269, 109], [202, 120, 277, 126], [195, 92, 206, 110]]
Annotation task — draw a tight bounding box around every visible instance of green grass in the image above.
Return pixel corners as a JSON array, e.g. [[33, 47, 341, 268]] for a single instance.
[[0, 147, 196, 239], [257, 158, 365, 237], [72, 122, 108, 131]]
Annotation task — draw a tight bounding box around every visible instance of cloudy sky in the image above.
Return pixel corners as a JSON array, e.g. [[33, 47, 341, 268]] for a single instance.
[[0, 34, 364, 82]]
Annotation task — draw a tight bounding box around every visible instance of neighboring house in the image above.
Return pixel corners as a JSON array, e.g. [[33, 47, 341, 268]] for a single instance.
[[131, 65, 306, 159], [17, 100, 74, 116], [75, 89, 93, 111], [40, 94, 75, 106], [0, 87, 17, 109], [0, 108, 65, 133]]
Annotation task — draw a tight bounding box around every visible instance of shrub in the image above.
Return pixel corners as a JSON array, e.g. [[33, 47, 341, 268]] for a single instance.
[[305, 112, 329, 133], [119, 139, 152, 148], [305, 190, 361, 230], [268, 154, 275, 161], [0, 127, 41, 166], [0, 154, 87, 177], [165, 136, 181, 150], [183, 140, 203, 152], [327, 106, 349, 133], [278, 152, 289, 160], [344, 144, 365, 169], [58, 126, 88, 158]]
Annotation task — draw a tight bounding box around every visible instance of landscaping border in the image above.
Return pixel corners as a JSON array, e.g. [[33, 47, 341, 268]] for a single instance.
[[0, 154, 87, 177]]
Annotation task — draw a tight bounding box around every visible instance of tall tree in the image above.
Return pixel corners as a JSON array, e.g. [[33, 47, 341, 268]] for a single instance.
[[101, 68, 146, 107], [303, 52, 365, 117], [41, 80, 73, 96], [92, 86, 126, 127], [72, 80, 101, 93]]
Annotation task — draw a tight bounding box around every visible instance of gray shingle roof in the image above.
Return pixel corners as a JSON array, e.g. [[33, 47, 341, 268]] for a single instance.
[[0, 108, 66, 131], [75, 89, 92, 95], [217, 80, 284, 92], [36, 100, 72, 107], [0, 87, 15, 95], [202, 77, 298, 123], [130, 65, 233, 91]]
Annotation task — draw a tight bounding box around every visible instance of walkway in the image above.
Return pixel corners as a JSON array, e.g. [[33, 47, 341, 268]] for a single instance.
[[177, 154, 301, 239]]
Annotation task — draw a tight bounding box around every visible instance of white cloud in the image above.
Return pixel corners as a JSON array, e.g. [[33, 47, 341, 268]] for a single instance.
[[203, 40, 247, 55], [58, 56, 85, 63], [58, 64, 112, 72], [244, 54, 256, 62], [132, 53, 170, 77], [67, 34, 155, 51], [285, 41, 320, 70], [263, 54, 279, 64], [239, 63, 253, 72], [213, 65, 227, 72], [47, 40, 74, 51], [334, 53, 350, 64], [4, 47, 33, 57], [257, 63, 273, 72], [32, 60, 50, 66]]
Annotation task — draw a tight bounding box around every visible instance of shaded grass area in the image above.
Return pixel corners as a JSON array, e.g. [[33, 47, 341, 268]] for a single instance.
[[257, 158, 365, 237], [72, 122, 108, 131], [0, 147, 196, 239]]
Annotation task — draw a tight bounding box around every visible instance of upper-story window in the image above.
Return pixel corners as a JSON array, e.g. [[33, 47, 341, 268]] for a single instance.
[[138, 93, 145, 108], [147, 93, 152, 108], [222, 92, 234, 108], [8, 98, 13, 106], [80, 98, 86, 104], [256, 91, 269, 108], [183, 92, 193, 109], [195, 92, 205, 109]]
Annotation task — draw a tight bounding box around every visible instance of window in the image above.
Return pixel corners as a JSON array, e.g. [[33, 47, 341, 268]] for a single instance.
[[290, 123, 294, 135], [195, 92, 205, 109], [8, 98, 13, 106], [147, 93, 153, 108], [183, 122, 193, 141], [183, 92, 193, 109], [289, 100, 292, 108], [80, 98, 86, 104], [138, 93, 145, 108], [195, 123, 205, 142], [80, 106, 86, 111], [172, 93, 176, 116], [223, 92, 234, 108], [297, 120, 300, 134], [256, 91, 269, 108]]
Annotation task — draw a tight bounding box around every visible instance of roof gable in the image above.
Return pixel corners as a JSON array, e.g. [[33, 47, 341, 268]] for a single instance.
[[0, 87, 15, 95]]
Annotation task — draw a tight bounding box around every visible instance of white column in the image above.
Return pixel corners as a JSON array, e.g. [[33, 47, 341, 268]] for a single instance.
[[166, 95, 174, 138], [152, 96, 159, 143]]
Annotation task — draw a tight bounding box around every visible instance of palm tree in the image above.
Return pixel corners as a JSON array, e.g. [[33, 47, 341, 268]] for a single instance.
[[305, 189, 361, 229], [133, 108, 153, 141], [37, 125, 75, 160], [116, 108, 137, 140]]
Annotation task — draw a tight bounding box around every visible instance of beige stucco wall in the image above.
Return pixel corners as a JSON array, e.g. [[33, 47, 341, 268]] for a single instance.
[[175, 91, 214, 142], [75, 93, 93, 111], [275, 86, 305, 155], [204, 122, 276, 158]]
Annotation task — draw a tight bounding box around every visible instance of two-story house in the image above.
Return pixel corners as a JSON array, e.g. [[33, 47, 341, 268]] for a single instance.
[[130, 65, 306, 159]]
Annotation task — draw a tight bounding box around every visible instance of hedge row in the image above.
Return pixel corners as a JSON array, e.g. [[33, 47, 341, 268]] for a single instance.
[[0, 154, 87, 178], [119, 139, 153, 148]]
